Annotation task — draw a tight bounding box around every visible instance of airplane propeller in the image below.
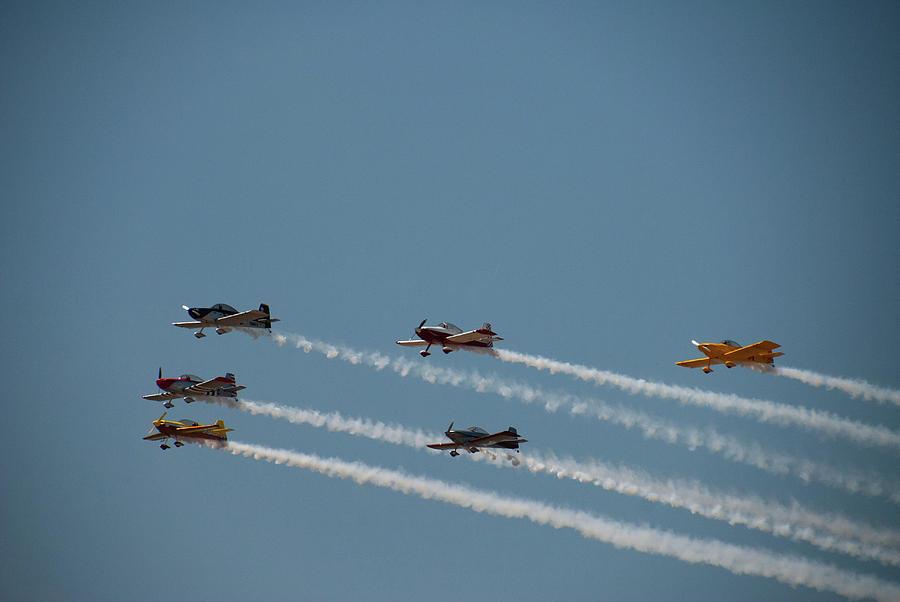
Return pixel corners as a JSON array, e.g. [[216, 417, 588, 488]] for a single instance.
[[158, 366, 163, 380], [182, 305, 191, 311], [445, 421, 454, 434], [413, 318, 428, 339], [147, 412, 167, 436]]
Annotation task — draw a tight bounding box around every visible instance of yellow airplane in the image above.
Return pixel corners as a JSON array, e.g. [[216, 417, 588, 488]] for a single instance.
[[676, 339, 783, 374], [143, 412, 234, 450]]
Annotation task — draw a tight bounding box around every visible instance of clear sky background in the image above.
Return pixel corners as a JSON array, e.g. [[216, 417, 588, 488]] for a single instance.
[[2, 2, 898, 600]]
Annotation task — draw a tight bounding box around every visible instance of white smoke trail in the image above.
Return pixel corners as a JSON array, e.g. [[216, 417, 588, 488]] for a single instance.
[[268, 332, 900, 502], [776, 367, 900, 407], [207, 397, 900, 566], [493, 350, 900, 451], [215, 441, 900, 602]]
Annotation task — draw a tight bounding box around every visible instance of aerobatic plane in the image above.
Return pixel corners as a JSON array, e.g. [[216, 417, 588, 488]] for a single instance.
[[427, 422, 527, 457], [141, 367, 245, 409], [676, 339, 783, 374], [396, 319, 503, 357], [143, 413, 234, 450], [173, 302, 279, 338]]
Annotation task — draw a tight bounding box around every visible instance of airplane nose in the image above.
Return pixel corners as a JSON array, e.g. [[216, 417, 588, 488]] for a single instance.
[[188, 308, 201, 319]]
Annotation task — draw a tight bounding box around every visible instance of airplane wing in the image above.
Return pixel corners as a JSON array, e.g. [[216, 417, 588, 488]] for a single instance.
[[142, 392, 182, 401], [172, 321, 204, 329], [426, 442, 464, 450], [445, 329, 500, 344], [184, 378, 246, 395], [214, 309, 267, 327], [675, 358, 714, 368], [396, 339, 429, 347], [722, 340, 782, 362], [172, 424, 227, 436], [465, 431, 527, 448]]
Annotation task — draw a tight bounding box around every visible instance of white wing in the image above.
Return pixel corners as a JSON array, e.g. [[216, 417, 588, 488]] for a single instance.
[[214, 309, 267, 327]]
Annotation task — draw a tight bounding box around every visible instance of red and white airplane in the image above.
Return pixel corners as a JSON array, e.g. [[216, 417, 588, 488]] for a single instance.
[[142, 368, 245, 408], [174, 302, 278, 338], [396, 319, 503, 357]]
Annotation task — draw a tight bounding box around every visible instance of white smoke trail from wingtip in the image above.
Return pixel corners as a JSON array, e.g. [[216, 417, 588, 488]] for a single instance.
[[214, 441, 900, 602], [776, 367, 900, 407], [208, 396, 900, 566], [493, 350, 900, 451], [266, 332, 900, 502]]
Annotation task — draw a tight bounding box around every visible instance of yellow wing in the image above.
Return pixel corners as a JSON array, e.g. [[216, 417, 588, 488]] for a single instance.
[[675, 358, 718, 368], [722, 340, 782, 363]]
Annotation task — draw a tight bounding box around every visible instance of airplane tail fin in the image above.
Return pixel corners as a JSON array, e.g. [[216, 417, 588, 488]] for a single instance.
[[508, 426, 518, 435], [478, 322, 500, 347], [259, 303, 273, 329], [214, 419, 235, 437]]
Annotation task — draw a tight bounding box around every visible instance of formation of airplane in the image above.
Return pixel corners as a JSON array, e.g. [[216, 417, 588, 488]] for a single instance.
[[174, 302, 278, 338], [676, 339, 783, 374], [144, 303, 787, 465], [396, 319, 503, 357], [141, 367, 245, 409], [143, 412, 234, 450], [426, 422, 527, 457]]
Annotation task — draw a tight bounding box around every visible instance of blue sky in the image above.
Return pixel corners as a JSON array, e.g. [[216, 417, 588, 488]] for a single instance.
[[2, 2, 898, 600]]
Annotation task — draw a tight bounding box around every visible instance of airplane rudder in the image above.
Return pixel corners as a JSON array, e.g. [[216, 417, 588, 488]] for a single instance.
[[259, 303, 273, 329]]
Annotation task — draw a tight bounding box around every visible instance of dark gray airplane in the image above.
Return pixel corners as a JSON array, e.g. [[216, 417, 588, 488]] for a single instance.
[[174, 302, 278, 338], [427, 422, 527, 457]]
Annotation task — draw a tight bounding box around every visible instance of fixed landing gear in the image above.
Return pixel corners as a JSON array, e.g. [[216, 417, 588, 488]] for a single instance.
[[194, 331, 207, 339], [449, 450, 459, 457], [702, 367, 713, 374], [160, 444, 170, 450], [174, 441, 184, 448], [420, 350, 431, 357], [164, 401, 175, 409], [442, 347, 453, 354]]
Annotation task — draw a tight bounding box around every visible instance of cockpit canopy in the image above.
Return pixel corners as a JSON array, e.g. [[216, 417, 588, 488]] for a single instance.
[[439, 322, 463, 334], [211, 303, 237, 313], [720, 340, 741, 347], [467, 426, 488, 435], [180, 374, 202, 382]]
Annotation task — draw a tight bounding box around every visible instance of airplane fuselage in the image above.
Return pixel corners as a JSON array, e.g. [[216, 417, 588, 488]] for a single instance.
[[188, 307, 234, 323], [415, 327, 494, 349], [151, 425, 226, 441], [156, 377, 201, 394]]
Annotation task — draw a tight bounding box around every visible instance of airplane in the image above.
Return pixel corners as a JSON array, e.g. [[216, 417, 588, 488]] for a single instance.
[[675, 339, 784, 374], [173, 303, 279, 338], [143, 412, 234, 450], [396, 319, 503, 357], [141, 367, 246, 409], [427, 422, 527, 457]]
